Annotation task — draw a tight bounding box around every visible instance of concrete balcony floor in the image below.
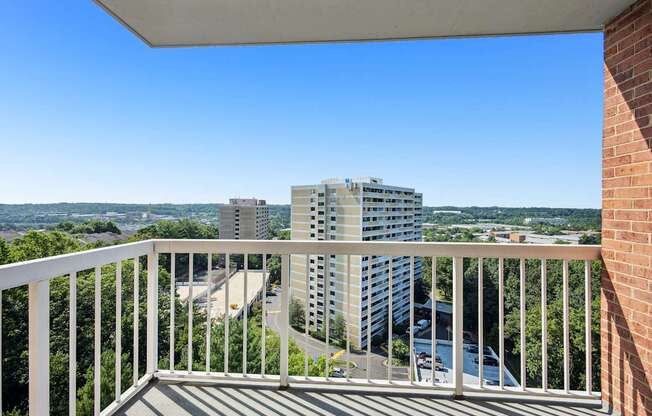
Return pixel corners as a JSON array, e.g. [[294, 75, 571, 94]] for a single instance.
[[116, 380, 609, 416]]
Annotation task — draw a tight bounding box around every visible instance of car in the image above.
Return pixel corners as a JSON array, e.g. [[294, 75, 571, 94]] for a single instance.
[[416, 319, 430, 330], [405, 326, 419, 335], [332, 367, 346, 378], [466, 344, 479, 354]]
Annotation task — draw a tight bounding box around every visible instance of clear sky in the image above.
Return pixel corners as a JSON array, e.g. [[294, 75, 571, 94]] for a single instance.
[[0, 1, 603, 208]]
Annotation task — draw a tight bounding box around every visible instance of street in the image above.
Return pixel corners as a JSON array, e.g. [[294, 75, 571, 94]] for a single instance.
[[264, 291, 408, 380]]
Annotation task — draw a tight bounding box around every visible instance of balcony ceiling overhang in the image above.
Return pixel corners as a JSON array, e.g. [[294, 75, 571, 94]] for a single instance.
[[95, 0, 631, 47]]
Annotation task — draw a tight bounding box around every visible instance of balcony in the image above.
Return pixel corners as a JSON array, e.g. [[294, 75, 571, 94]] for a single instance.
[[0, 239, 604, 415]]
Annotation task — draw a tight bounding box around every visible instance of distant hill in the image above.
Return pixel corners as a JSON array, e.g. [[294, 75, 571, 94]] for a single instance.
[[0, 203, 599, 231]]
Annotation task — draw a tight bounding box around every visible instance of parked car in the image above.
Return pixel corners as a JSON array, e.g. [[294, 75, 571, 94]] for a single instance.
[[332, 367, 346, 378], [416, 319, 430, 330], [405, 326, 419, 335]]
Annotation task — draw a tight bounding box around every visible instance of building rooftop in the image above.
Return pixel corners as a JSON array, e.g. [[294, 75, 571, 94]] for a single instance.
[[227, 198, 266, 206]]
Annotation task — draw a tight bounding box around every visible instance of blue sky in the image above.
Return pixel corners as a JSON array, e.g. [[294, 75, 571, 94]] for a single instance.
[[0, 2, 603, 207]]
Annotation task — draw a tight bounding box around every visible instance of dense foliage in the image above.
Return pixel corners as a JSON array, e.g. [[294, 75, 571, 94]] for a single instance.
[[422, 206, 601, 230], [53, 220, 121, 235]]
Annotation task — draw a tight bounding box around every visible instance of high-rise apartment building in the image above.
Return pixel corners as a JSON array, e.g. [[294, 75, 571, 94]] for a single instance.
[[291, 177, 423, 349], [219, 198, 270, 240]]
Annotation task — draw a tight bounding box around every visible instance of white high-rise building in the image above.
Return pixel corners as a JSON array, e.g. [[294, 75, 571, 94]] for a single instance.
[[291, 177, 423, 349]]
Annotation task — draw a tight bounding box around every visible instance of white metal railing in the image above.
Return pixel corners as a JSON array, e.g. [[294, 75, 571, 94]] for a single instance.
[[0, 239, 602, 415]]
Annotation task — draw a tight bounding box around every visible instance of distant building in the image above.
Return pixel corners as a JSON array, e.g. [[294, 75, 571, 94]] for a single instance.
[[523, 217, 567, 226], [491, 231, 511, 239], [509, 232, 526, 243], [219, 198, 269, 240], [290, 177, 422, 349]]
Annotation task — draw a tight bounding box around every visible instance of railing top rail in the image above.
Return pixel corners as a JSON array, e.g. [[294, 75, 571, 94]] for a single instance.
[[0, 240, 154, 290], [153, 239, 601, 260], [0, 238, 601, 290]]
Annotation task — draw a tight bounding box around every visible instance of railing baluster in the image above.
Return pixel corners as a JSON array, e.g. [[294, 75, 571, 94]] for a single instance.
[[280, 254, 289, 387], [94, 266, 101, 416], [69, 273, 76, 416], [146, 253, 159, 375], [325, 254, 331, 380], [498, 257, 504, 389], [188, 254, 193, 372], [224, 254, 230, 374], [366, 255, 372, 382], [478, 258, 483, 388], [29, 279, 50, 416], [387, 257, 393, 383], [585, 260, 592, 394], [261, 254, 267, 377], [170, 253, 175, 372], [346, 254, 351, 382], [541, 259, 548, 392], [243, 254, 248, 375], [563, 259, 570, 393], [115, 261, 122, 402], [409, 256, 414, 384], [452, 257, 463, 397], [304, 254, 310, 378], [519, 258, 526, 389], [432, 256, 437, 387], [206, 253, 212, 373], [133, 257, 139, 386]]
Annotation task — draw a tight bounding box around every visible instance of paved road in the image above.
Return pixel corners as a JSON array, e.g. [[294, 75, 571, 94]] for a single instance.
[[264, 292, 409, 380]]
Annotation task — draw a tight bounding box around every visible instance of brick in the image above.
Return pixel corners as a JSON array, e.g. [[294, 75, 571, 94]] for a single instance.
[[604, 199, 632, 208], [605, 154, 632, 168], [604, 176, 632, 188], [634, 199, 652, 208], [614, 139, 650, 155], [615, 162, 649, 176], [633, 221, 652, 232], [616, 230, 650, 243], [614, 187, 649, 198], [615, 210, 648, 221], [632, 173, 652, 185]]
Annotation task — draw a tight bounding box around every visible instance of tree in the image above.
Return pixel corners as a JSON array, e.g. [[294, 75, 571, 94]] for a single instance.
[[289, 297, 306, 331], [132, 219, 218, 240], [579, 233, 601, 245], [331, 314, 346, 347], [0, 238, 10, 265], [391, 339, 409, 365]]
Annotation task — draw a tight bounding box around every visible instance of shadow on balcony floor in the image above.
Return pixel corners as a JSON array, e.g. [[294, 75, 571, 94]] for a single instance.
[[116, 380, 610, 416]]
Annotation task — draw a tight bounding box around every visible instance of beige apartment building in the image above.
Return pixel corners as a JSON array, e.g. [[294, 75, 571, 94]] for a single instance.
[[219, 198, 270, 240], [291, 177, 422, 349]]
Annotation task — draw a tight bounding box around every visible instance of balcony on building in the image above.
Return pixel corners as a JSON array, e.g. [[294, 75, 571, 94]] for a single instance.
[[1, 0, 651, 415]]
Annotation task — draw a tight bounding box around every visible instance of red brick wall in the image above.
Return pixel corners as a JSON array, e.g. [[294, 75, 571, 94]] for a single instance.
[[603, 1, 652, 415]]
